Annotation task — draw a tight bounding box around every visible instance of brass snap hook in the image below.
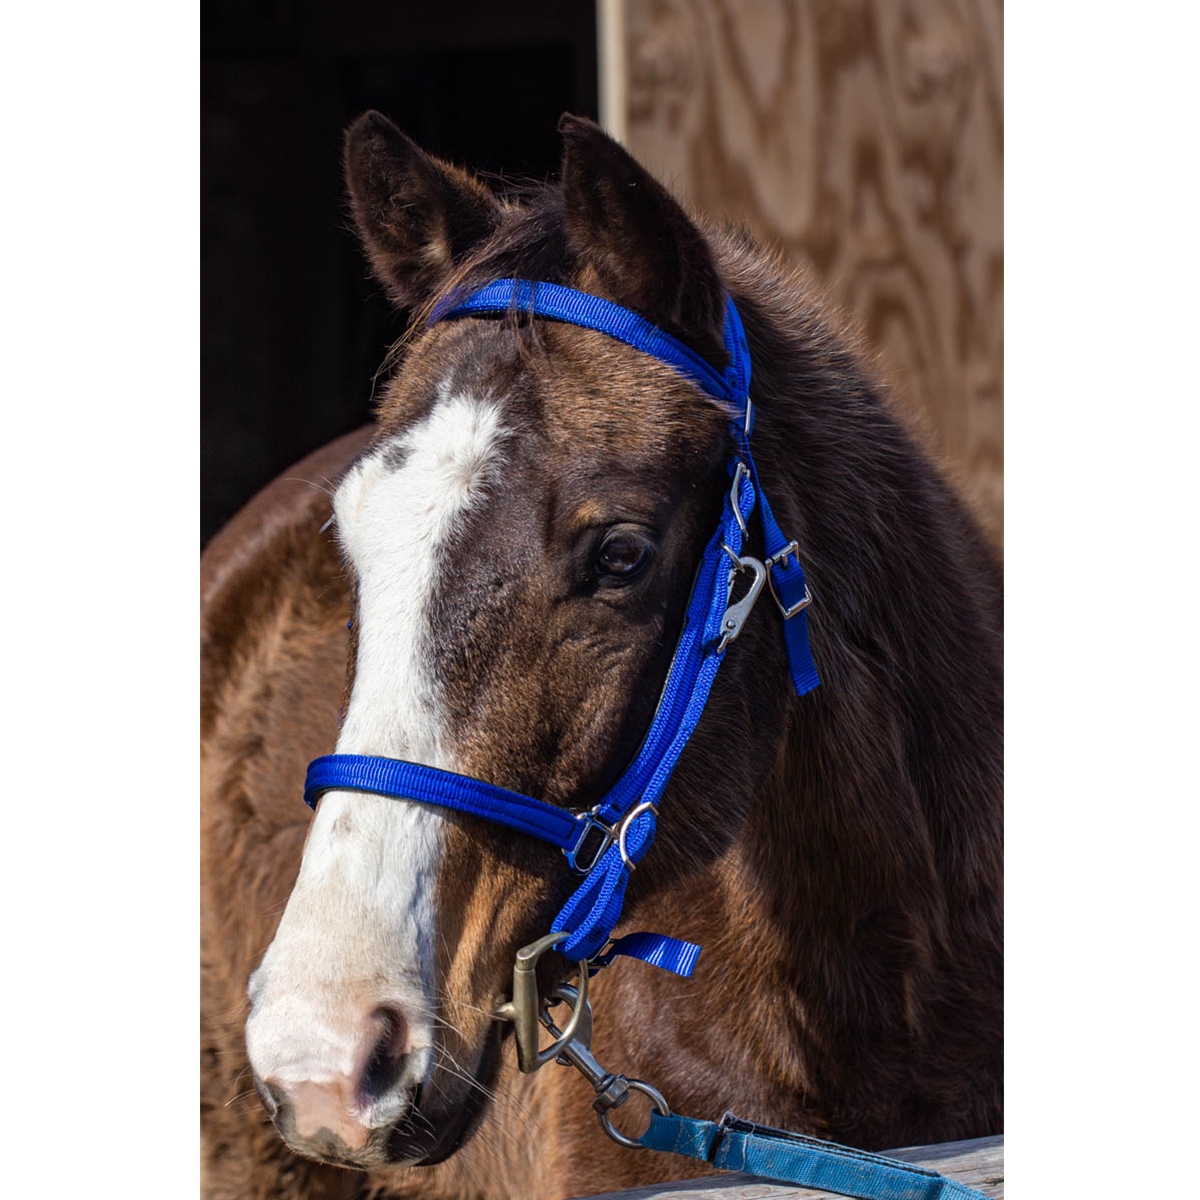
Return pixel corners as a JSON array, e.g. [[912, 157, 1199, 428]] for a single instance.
[[539, 982, 671, 1149], [493, 932, 590, 1073]]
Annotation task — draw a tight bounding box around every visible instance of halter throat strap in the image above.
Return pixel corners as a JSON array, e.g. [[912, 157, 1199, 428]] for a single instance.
[[304, 278, 819, 975]]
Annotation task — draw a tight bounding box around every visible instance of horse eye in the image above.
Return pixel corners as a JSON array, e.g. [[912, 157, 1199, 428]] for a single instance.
[[596, 531, 654, 581]]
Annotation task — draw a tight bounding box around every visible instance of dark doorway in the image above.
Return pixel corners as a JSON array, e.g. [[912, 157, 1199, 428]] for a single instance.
[[202, 1, 598, 545]]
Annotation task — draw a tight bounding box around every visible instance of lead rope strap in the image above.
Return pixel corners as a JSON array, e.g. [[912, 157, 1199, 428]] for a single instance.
[[638, 1111, 988, 1200], [537, 987, 988, 1200]]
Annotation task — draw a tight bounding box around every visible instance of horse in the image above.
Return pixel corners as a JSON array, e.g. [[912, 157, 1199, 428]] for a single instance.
[[200, 111, 1003, 1200]]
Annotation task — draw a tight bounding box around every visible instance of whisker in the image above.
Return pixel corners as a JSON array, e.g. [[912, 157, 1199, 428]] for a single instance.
[[283, 476, 336, 499]]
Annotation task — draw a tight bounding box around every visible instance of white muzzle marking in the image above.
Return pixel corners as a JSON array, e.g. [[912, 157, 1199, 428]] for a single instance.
[[246, 392, 508, 1138]]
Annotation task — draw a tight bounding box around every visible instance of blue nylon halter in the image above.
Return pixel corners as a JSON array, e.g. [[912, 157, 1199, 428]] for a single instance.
[[304, 278, 819, 974], [299, 280, 989, 1200]]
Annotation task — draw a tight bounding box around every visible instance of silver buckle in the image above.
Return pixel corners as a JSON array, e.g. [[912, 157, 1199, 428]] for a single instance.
[[765, 540, 812, 618], [564, 809, 615, 874]]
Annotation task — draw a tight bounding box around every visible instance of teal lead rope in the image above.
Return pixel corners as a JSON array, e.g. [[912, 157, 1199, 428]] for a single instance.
[[639, 1111, 988, 1200]]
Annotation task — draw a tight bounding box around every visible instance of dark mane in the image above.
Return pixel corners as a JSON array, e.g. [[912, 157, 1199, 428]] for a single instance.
[[712, 227, 1003, 1139]]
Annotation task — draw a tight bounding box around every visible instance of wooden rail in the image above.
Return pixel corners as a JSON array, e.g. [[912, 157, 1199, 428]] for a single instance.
[[577, 1134, 1003, 1200]]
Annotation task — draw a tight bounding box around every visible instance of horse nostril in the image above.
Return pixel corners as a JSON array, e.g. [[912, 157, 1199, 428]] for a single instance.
[[253, 1075, 281, 1120], [359, 1008, 409, 1105]]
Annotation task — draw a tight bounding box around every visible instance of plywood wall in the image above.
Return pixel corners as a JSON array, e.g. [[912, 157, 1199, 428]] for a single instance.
[[606, 0, 1003, 545]]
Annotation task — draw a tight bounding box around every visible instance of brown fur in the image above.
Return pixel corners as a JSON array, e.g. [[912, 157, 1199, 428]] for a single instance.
[[201, 113, 1001, 1197]]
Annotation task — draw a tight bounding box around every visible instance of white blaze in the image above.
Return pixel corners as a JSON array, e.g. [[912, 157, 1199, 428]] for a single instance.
[[246, 392, 508, 1120]]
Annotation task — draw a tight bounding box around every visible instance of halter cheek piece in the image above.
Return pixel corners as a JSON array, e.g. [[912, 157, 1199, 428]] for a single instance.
[[304, 279, 819, 974]]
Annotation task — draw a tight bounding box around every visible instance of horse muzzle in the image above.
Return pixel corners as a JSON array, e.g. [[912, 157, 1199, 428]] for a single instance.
[[245, 995, 421, 1164], [246, 983, 503, 1168]]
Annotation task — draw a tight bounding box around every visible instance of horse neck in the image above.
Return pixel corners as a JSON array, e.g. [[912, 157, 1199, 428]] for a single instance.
[[720, 240, 1003, 938], [620, 244, 1004, 1140]]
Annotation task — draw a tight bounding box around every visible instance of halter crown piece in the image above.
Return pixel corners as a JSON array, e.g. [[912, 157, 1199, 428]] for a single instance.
[[304, 279, 820, 976]]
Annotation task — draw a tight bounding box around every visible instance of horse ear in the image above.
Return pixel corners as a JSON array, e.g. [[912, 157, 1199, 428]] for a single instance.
[[558, 114, 726, 361], [344, 111, 501, 310]]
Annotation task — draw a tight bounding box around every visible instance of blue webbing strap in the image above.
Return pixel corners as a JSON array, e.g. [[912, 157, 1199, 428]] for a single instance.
[[302, 460, 755, 969], [588, 931, 703, 978], [303, 755, 583, 848], [640, 1112, 988, 1200], [752, 469, 820, 695], [431, 279, 737, 403], [549, 470, 754, 960]]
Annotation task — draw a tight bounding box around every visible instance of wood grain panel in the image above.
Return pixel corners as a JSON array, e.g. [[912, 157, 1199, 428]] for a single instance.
[[618, 0, 1003, 545]]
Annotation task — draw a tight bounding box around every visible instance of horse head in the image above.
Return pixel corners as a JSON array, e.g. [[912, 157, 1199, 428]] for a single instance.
[[243, 112, 788, 1168], [239, 106, 1004, 1183]]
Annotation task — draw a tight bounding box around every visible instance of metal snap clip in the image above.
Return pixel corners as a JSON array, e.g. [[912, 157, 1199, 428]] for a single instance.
[[717, 552, 767, 652], [538, 981, 672, 1149]]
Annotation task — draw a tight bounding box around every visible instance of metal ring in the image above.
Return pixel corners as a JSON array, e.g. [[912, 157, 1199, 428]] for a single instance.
[[597, 1079, 671, 1149], [616, 800, 658, 870]]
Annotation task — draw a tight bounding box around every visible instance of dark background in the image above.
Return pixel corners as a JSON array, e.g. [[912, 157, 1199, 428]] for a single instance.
[[202, 1, 598, 545]]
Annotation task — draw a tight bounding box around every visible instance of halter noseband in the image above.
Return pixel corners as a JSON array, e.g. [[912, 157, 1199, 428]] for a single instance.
[[304, 279, 819, 976]]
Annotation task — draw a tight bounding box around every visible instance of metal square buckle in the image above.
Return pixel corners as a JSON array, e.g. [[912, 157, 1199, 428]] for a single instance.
[[765, 541, 813, 619], [564, 810, 615, 874]]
